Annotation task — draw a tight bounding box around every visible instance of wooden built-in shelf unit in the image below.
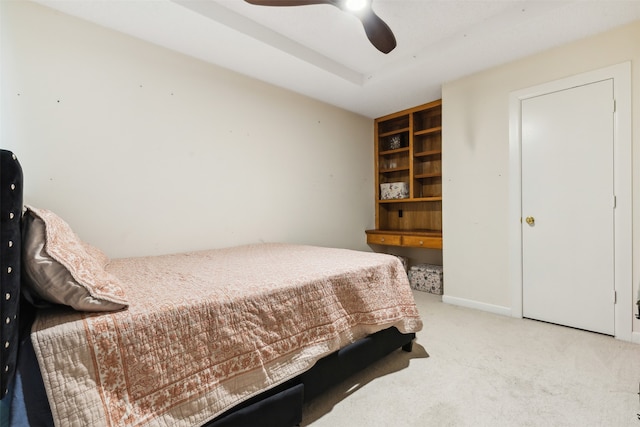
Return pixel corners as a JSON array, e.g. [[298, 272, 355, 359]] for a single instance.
[[366, 99, 442, 249]]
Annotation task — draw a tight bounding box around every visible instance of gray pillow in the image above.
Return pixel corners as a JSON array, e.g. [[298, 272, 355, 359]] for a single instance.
[[22, 205, 128, 311]]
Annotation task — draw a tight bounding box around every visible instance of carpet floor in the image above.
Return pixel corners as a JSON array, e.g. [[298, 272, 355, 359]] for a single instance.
[[302, 291, 640, 426]]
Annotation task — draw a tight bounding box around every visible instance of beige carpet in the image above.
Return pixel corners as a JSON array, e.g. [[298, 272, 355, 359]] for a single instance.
[[302, 291, 640, 426]]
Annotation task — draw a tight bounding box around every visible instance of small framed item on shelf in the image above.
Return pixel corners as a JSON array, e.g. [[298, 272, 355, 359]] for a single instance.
[[380, 182, 409, 200], [386, 134, 403, 150]]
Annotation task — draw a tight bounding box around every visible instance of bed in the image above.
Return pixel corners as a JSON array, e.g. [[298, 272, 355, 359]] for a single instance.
[[0, 149, 423, 427]]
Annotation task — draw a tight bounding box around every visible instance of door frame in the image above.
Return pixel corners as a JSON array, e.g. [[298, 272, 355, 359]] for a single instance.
[[508, 62, 632, 341]]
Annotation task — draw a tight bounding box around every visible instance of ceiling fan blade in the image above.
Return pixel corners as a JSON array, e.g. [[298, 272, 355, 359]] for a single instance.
[[244, 1, 333, 6], [359, 8, 396, 54], [244, 0, 396, 54]]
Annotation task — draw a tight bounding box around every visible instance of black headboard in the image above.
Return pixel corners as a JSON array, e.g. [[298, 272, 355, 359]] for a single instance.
[[0, 149, 23, 399]]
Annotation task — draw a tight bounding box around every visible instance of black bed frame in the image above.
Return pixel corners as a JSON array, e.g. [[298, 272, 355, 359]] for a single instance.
[[0, 149, 415, 427], [207, 327, 414, 427]]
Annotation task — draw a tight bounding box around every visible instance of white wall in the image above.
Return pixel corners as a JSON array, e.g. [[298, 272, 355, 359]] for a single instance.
[[442, 21, 640, 328], [1, 1, 374, 258]]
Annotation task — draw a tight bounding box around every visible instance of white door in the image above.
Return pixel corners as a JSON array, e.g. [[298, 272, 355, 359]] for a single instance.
[[521, 79, 615, 335]]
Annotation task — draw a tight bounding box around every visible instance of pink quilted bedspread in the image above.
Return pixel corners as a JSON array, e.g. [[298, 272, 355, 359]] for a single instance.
[[31, 243, 423, 427]]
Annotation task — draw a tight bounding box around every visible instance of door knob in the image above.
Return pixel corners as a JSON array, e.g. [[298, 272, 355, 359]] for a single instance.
[[525, 216, 535, 225]]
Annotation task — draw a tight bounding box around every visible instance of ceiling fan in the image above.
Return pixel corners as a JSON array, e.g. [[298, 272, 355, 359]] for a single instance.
[[244, 0, 397, 54]]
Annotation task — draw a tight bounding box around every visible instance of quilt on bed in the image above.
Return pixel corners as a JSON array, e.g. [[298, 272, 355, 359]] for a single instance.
[[30, 243, 423, 427]]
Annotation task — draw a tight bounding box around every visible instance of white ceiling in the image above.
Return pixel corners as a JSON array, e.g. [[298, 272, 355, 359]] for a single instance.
[[33, 0, 640, 118]]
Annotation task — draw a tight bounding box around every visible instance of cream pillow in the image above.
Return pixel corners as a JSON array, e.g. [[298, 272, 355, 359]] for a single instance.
[[22, 205, 128, 311]]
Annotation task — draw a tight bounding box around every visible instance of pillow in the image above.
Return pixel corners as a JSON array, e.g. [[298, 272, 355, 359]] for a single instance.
[[22, 205, 128, 311]]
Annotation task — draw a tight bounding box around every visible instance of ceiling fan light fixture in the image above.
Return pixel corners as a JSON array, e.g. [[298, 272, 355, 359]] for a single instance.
[[344, 0, 369, 12]]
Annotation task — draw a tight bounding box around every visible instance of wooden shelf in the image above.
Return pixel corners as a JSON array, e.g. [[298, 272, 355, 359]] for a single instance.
[[367, 229, 441, 236], [378, 127, 410, 138], [377, 198, 410, 203], [414, 172, 441, 179], [380, 147, 410, 156], [414, 126, 442, 136], [410, 196, 443, 202], [369, 99, 443, 249], [380, 166, 410, 174], [378, 196, 441, 203], [414, 149, 441, 158]]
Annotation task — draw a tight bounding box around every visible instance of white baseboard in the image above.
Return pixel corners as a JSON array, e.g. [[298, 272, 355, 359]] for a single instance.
[[442, 295, 640, 343], [442, 295, 512, 317]]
